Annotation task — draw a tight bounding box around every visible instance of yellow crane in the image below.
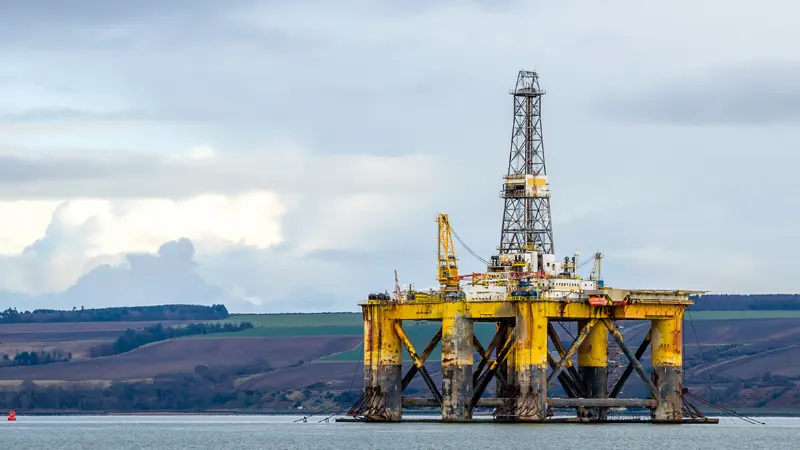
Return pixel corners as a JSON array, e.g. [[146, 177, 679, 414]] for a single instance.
[[437, 213, 460, 293]]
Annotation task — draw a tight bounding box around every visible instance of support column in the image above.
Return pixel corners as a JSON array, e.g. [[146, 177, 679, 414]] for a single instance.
[[441, 302, 474, 420], [651, 314, 683, 421], [577, 320, 608, 420], [363, 305, 402, 421], [496, 320, 516, 398], [514, 302, 548, 421]]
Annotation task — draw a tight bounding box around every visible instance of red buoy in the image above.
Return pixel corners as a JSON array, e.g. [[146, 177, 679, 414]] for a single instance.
[[7, 410, 16, 421]]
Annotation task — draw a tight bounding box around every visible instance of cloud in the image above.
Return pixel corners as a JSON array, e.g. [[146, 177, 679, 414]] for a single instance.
[[0, 238, 263, 312], [0, 189, 285, 294], [603, 62, 800, 125]]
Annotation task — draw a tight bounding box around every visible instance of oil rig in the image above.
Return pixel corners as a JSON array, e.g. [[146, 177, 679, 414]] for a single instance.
[[346, 70, 714, 423]]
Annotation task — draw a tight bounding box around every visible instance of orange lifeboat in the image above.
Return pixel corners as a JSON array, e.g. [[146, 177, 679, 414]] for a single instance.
[[8, 410, 16, 421], [588, 296, 607, 307]]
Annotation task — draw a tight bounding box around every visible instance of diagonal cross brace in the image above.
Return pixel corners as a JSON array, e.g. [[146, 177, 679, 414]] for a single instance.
[[610, 329, 652, 398], [547, 318, 597, 389], [602, 319, 659, 400], [401, 326, 442, 390], [547, 322, 585, 390], [546, 352, 581, 398], [472, 326, 509, 387], [469, 328, 516, 412], [395, 323, 443, 405]]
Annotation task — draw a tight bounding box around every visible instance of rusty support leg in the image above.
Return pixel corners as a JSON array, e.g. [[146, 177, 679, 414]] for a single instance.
[[352, 305, 402, 420], [577, 319, 608, 420], [651, 316, 684, 421], [610, 330, 651, 398], [394, 323, 442, 405], [441, 302, 473, 421], [401, 326, 442, 390], [508, 302, 548, 421], [377, 312, 403, 420]]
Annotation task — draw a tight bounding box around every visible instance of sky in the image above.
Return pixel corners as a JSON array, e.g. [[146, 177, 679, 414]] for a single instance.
[[1, 0, 799, 313]]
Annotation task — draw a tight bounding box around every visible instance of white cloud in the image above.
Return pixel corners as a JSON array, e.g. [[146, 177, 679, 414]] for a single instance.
[[0, 190, 286, 294]]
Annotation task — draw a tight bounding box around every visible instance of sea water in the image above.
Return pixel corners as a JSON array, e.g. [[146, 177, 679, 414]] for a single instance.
[[1, 414, 798, 449]]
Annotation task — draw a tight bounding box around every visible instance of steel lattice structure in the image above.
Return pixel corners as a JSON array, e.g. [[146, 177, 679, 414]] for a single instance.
[[499, 70, 554, 255]]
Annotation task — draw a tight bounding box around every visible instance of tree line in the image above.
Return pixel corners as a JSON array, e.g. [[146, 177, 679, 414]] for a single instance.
[[88, 322, 254, 358], [0, 304, 230, 324], [0, 350, 73, 368]]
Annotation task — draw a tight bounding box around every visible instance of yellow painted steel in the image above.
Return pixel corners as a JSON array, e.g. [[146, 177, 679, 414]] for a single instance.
[[394, 323, 424, 369], [578, 320, 609, 367], [437, 214, 460, 293], [378, 312, 402, 367], [441, 302, 472, 368], [362, 306, 376, 389], [374, 300, 689, 322], [651, 315, 683, 367], [515, 302, 548, 374]]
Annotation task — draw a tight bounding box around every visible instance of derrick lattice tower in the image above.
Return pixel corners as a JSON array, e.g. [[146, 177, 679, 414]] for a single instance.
[[499, 70, 554, 255]]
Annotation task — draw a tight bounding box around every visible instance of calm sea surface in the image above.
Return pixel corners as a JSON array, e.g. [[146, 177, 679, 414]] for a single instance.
[[1, 414, 799, 449]]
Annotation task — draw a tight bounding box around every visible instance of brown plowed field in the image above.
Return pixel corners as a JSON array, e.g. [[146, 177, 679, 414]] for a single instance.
[[0, 321, 195, 343], [0, 336, 361, 381]]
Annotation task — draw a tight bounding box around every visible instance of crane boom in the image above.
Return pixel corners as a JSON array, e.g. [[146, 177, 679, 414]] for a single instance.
[[437, 213, 460, 293]]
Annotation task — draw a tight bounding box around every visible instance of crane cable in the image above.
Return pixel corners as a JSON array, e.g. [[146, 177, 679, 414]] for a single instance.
[[450, 226, 490, 266]]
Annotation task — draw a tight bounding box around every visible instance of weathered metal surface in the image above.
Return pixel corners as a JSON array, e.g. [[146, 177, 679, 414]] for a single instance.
[[653, 366, 682, 421], [441, 304, 473, 421], [496, 303, 548, 421], [578, 367, 609, 419], [651, 317, 684, 421], [374, 299, 690, 321]]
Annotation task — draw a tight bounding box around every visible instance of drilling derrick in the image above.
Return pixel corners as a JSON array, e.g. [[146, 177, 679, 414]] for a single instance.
[[499, 70, 553, 256]]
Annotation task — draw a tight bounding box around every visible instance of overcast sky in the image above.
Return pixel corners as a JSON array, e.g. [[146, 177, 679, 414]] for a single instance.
[[1, 1, 799, 313]]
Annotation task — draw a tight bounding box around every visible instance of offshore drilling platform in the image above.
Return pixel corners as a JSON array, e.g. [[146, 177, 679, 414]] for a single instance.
[[345, 70, 715, 423]]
